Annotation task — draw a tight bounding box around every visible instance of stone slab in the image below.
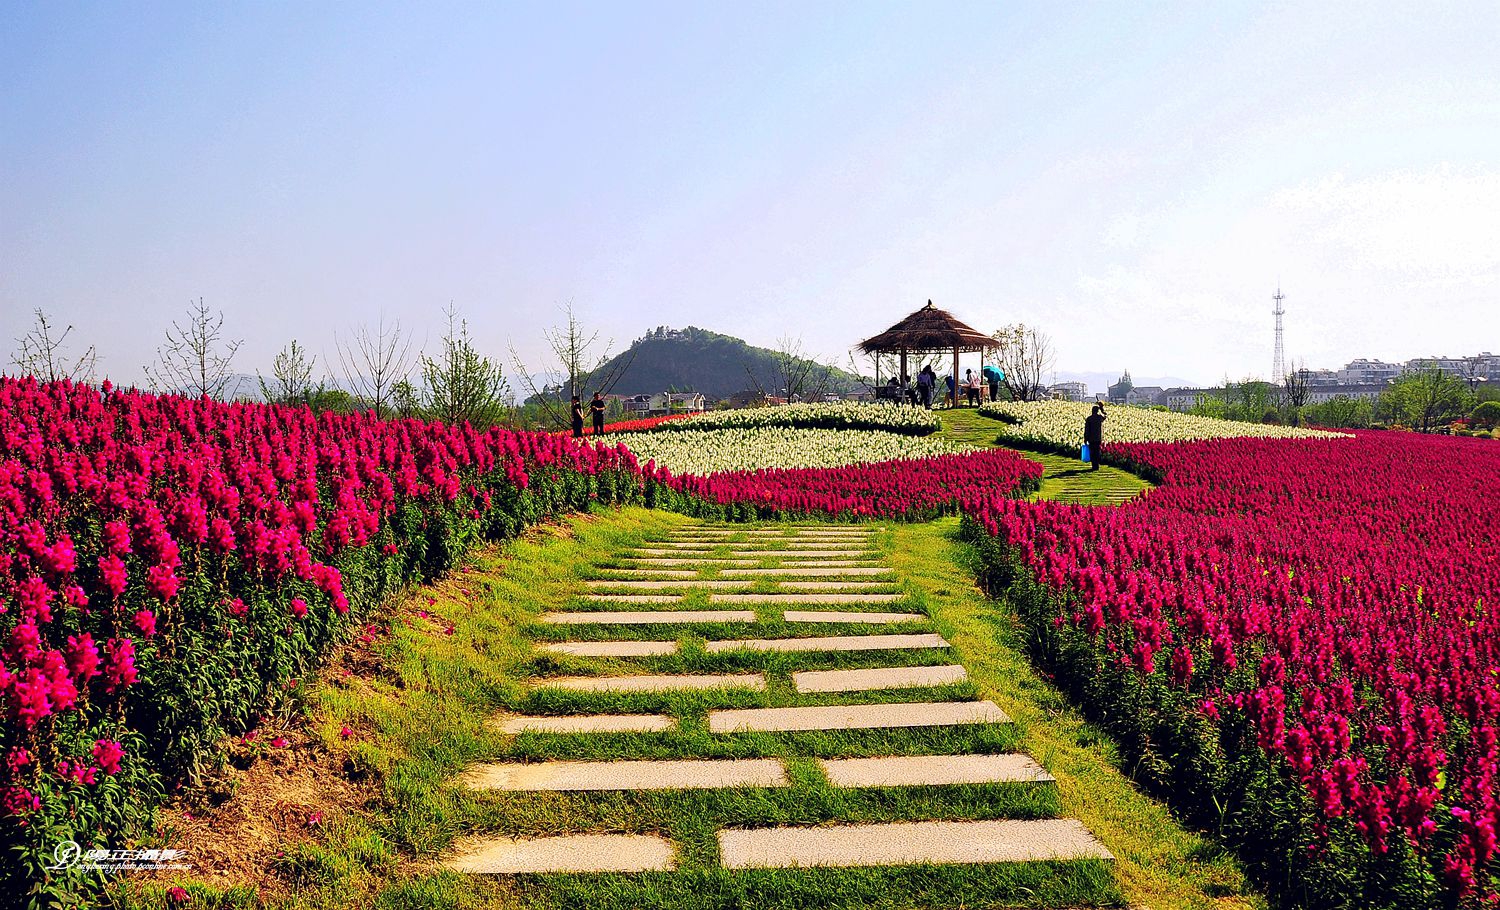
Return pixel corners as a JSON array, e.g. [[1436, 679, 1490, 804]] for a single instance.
[[538, 640, 679, 657], [460, 758, 788, 791], [719, 567, 892, 577], [716, 819, 1111, 869], [625, 559, 875, 568], [782, 610, 924, 624], [492, 713, 675, 734], [713, 593, 904, 604], [704, 633, 950, 654], [708, 700, 1009, 733], [662, 543, 873, 552], [630, 549, 863, 559], [446, 833, 675, 873], [584, 580, 891, 591], [592, 570, 700, 580], [538, 673, 766, 693], [793, 664, 968, 693], [541, 610, 756, 625], [819, 753, 1054, 787]]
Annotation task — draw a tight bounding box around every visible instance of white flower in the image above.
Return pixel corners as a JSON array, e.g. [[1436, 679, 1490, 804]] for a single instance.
[[976, 400, 1348, 446], [595, 426, 969, 475], [664, 402, 940, 436]]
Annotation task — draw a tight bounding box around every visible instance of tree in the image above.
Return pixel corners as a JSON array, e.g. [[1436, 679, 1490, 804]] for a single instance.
[[336, 314, 413, 418], [257, 339, 318, 405], [992, 324, 1055, 401], [1381, 368, 1474, 432], [1304, 395, 1373, 429], [1469, 400, 1500, 430], [420, 305, 511, 427], [744, 335, 834, 403], [10, 308, 97, 383], [510, 302, 634, 428], [1283, 362, 1312, 427], [144, 299, 243, 399]]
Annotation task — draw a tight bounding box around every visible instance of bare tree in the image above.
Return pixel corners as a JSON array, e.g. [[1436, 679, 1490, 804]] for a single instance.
[[145, 299, 243, 399], [1283, 360, 1312, 426], [741, 335, 834, 403], [11, 308, 97, 383], [510, 302, 634, 427], [992, 324, 1055, 401], [336, 314, 413, 418], [258, 339, 318, 405], [421, 304, 511, 427]]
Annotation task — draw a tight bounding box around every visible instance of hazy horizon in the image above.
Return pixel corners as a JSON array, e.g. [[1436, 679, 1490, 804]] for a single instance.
[[4, 2, 1498, 389]]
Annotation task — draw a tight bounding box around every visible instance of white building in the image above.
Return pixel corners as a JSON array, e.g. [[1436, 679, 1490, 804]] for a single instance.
[[1338, 359, 1403, 385], [1303, 384, 1386, 404], [1049, 381, 1089, 402], [1126, 386, 1166, 407], [649, 392, 706, 414], [1164, 388, 1214, 412]]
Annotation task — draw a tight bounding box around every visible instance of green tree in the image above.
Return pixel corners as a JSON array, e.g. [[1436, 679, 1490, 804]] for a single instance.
[[1304, 396, 1374, 429], [1471, 400, 1500, 430], [420, 306, 511, 427], [257, 339, 318, 405], [1381, 369, 1474, 432]]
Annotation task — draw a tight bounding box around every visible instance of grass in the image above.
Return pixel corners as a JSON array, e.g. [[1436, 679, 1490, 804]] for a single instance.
[[934, 407, 1150, 505], [114, 507, 1254, 910]]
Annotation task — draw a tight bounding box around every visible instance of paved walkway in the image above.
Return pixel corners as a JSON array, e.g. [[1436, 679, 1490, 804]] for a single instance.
[[444, 523, 1112, 878]]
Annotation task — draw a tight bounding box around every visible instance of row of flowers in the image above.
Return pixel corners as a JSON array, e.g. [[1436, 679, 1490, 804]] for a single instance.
[[658, 401, 942, 436], [0, 377, 653, 901], [978, 400, 1344, 451], [596, 426, 969, 475], [963, 432, 1500, 906]]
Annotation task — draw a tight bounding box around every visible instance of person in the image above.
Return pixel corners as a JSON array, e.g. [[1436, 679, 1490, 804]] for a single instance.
[[916, 365, 935, 409], [570, 395, 585, 439], [945, 374, 957, 408], [982, 363, 1004, 402], [884, 375, 902, 401], [964, 369, 981, 407], [1084, 402, 1106, 471], [590, 392, 606, 435]]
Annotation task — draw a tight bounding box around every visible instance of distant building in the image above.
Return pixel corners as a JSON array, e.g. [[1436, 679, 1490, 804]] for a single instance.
[[1405, 356, 1470, 377], [1338, 359, 1403, 385], [1049, 381, 1089, 402], [1300, 369, 1341, 386], [1107, 370, 1134, 405], [1303, 384, 1386, 404], [1126, 386, 1166, 407], [1164, 388, 1214, 412], [623, 394, 653, 416], [649, 392, 705, 414]]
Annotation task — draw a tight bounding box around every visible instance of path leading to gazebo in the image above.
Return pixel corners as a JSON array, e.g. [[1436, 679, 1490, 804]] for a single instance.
[[439, 521, 1119, 905]]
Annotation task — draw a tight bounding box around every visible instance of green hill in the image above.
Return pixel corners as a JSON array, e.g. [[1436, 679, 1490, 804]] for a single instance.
[[602, 326, 860, 399]]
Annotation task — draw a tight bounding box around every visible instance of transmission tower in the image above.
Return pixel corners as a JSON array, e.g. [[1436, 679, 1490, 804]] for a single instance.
[[1271, 286, 1286, 383]]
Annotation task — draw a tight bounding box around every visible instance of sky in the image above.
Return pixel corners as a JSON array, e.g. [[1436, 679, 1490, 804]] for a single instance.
[[3, 1, 1498, 389]]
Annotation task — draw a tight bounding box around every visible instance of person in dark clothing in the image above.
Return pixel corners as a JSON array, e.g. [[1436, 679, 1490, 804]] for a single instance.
[[982, 364, 1004, 402], [916, 365, 935, 409], [570, 395, 585, 438], [944, 374, 957, 408], [1084, 403, 1106, 471], [590, 392, 606, 435]]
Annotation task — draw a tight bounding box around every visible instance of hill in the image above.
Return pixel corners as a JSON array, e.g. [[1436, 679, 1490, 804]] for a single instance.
[[601, 326, 860, 399]]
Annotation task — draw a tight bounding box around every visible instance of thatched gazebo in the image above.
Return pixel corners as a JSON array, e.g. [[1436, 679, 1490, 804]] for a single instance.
[[857, 300, 995, 399]]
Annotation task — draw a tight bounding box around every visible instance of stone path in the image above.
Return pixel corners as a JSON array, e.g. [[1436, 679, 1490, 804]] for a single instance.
[[445, 521, 1112, 882]]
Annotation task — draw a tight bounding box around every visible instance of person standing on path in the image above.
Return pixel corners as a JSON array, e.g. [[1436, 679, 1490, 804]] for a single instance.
[[1084, 402, 1106, 471], [982, 364, 1004, 402], [917, 365, 935, 409], [590, 392, 606, 435], [945, 374, 957, 409], [964, 369, 981, 407], [570, 395, 585, 439]]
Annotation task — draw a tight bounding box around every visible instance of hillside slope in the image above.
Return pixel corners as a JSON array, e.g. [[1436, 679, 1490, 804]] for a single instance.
[[602, 326, 859, 398]]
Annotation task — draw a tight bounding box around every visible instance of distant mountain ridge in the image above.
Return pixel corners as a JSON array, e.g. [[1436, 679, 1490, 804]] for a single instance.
[[600, 326, 860, 399]]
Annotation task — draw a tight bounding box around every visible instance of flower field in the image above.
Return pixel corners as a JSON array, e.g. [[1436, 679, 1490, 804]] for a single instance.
[[0, 377, 650, 900], [596, 426, 968, 475], [965, 432, 1500, 906], [661, 401, 942, 435], [0, 383, 1043, 902], [979, 400, 1343, 452]]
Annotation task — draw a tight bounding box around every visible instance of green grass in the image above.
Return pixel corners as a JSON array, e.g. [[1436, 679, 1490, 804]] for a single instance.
[[935, 408, 1150, 504], [113, 508, 1254, 910]]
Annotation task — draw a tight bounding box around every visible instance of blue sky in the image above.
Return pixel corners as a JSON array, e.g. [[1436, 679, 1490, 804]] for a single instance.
[[3, 2, 1498, 388]]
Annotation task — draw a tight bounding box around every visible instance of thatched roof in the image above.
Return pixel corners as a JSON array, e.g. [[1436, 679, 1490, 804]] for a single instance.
[[858, 301, 994, 354]]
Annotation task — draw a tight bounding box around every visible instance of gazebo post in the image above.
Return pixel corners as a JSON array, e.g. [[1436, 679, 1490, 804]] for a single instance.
[[899, 349, 908, 403], [951, 347, 959, 408]]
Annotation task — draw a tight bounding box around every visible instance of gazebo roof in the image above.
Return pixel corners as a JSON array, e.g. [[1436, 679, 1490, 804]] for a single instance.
[[858, 301, 994, 354]]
